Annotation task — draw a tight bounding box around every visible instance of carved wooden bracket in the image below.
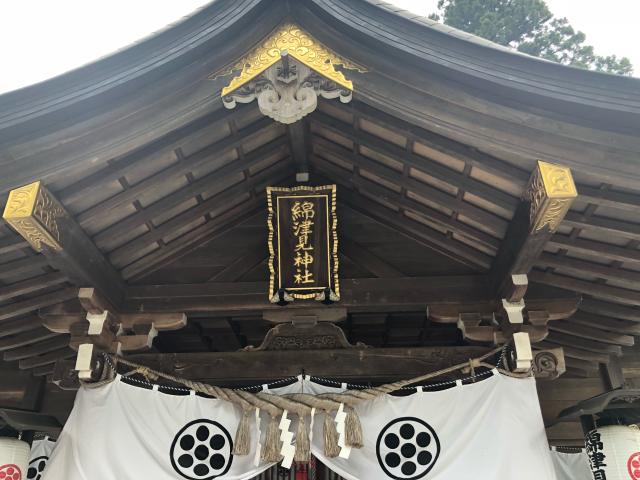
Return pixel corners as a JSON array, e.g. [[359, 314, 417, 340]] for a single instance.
[[244, 321, 365, 351], [532, 347, 566, 380]]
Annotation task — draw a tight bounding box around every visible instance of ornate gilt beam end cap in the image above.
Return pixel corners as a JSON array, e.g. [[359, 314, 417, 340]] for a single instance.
[[524, 161, 578, 234], [3, 180, 41, 220], [535, 161, 578, 199], [3, 180, 67, 253]]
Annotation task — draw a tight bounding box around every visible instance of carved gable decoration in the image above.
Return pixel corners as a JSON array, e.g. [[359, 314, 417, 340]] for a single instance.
[[211, 23, 365, 124], [267, 185, 339, 302]]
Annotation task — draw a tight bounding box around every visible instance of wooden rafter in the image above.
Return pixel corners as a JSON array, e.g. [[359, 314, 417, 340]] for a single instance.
[[311, 167, 492, 270], [312, 110, 519, 214], [287, 120, 309, 174], [491, 161, 577, 298], [108, 160, 292, 267], [207, 248, 268, 283], [93, 136, 287, 248], [340, 236, 404, 278], [312, 152, 501, 251], [3, 182, 126, 306], [312, 134, 508, 231]]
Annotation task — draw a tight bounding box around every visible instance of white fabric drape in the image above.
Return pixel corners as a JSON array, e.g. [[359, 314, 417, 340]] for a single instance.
[[311, 372, 557, 480], [550, 449, 592, 480], [44, 371, 556, 480], [43, 377, 276, 480]]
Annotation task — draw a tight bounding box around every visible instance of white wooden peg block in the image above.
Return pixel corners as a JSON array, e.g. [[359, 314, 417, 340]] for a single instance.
[[502, 298, 525, 324], [86, 311, 109, 335], [75, 343, 95, 380], [513, 332, 533, 372]]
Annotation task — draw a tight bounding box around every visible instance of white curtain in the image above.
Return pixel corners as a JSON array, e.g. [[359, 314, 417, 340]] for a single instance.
[[43, 371, 556, 480], [550, 449, 591, 480], [311, 372, 557, 480]]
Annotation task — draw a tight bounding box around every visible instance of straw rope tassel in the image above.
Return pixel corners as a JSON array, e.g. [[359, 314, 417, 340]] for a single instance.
[[262, 415, 284, 463], [345, 406, 363, 448], [295, 414, 311, 462], [323, 411, 341, 458], [233, 407, 253, 456]]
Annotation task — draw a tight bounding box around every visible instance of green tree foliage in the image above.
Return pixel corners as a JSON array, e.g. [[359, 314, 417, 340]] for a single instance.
[[429, 0, 633, 75]]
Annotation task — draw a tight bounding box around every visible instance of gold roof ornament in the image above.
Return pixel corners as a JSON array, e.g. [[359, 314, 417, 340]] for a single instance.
[[211, 23, 366, 124]]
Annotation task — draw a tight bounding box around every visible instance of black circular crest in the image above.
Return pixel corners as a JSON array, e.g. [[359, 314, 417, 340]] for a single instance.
[[376, 417, 440, 480], [170, 419, 233, 480], [26, 456, 49, 480]]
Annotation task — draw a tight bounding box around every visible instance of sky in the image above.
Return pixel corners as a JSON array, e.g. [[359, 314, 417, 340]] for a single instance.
[[0, 0, 638, 94]]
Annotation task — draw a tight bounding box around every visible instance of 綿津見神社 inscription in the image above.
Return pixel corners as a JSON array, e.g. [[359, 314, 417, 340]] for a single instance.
[[267, 185, 339, 301]]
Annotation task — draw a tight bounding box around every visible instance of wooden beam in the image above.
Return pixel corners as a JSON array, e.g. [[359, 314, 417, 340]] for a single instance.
[[0, 272, 67, 302], [537, 252, 640, 289], [92, 136, 287, 248], [19, 348, 75, 370], [491, 161, 577, 297], [340, 237, 404, 278], [127, 275, 490, 313], [0, 234, 28, 255], [57, 107, 249, 206], [0, 256, 49, 279], [312, 111, 518, 213], [314, 171, 492, 270], [579, 299, 640, 322], [287, 120, 309, 173], [121, 202, 268, 281], [0, 287, 78, 322], [312, 135, 508, 235], [121, 346, 493, 383], [530, 271, 640, 306], [4, 335, 70, 361], [207, 249, 267, 283], [3, 182, 125, 306], [563, 211, 640, 241], [112, 164, 290, 269], [350, 102, 530, 188], [548, 234, 640, 266], [0, 328, 59, 352], [312, 154, 501, 251], [570, 312, 640, 335], [74, 116, 275, 225], [549, 321, 634, 347], [0, 316, 43, 338], [545, 331, 622, 356]]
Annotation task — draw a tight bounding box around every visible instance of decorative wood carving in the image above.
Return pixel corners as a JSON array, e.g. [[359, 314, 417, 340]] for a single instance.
[[2, 181, 67, 252], [523, 161, 577, 233], [532, 347, 566, 380], [244, 322, 363, 351], [267, 185, 339, 301], [212, 23, 365, 124]]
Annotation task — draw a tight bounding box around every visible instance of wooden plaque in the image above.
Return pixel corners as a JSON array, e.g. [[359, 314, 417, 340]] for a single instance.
[[267, 185, 339, 300]]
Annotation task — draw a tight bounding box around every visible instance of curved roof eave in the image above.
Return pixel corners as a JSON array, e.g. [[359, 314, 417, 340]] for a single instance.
[[304, 0, 640, 110], [0, 0, 638, 133]]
